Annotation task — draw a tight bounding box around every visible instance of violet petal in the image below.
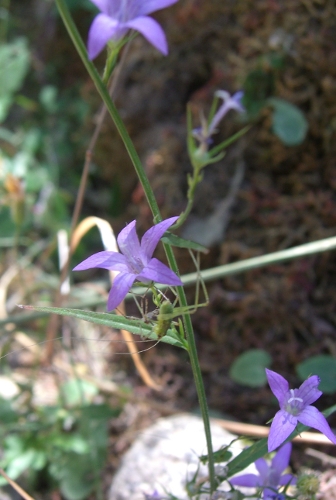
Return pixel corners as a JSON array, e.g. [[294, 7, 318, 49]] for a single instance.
[[125, 16, 168, 55], [87, 13, 119, 59], [230, 473, 260, 488], [89, 0, 110, 14], [141, 216, 178, 259], [298, 376, 322, 405], [117, 221, 142, 261], [107, 272, 136, 311], [271, 442, 291, 474], [268, 410, 296, 452], [73, 251, 129, 272], [138, 0, 179, 16], [279, 473, 296, 486], [139, 258, 182, 285], [265, 369, 289, 407], [298, 406, 336, 444], [254, 457, 269, 481]]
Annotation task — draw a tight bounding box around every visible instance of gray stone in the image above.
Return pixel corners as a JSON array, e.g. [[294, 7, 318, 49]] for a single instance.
[[109, 414, 253, 500]]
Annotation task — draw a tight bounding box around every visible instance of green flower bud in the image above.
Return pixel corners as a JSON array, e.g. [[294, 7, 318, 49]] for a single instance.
[[296, 473, 319, 497]]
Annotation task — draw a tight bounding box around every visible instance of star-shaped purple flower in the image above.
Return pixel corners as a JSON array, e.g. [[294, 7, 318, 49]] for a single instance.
[[266, 369, 336, 452], [207, 90, 245, 136], [192, 90, 245, 148], [230, 442, 296, 500], [87, 0, 179, 60], [73, 217, 183, 311]]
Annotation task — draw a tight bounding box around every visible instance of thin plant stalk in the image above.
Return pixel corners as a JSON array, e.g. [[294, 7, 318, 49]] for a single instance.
[[45, 40, 131, 361], [55, 0, 216, 491]]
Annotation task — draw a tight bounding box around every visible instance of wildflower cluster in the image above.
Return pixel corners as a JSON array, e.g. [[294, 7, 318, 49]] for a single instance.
[[64, 0, 336, 497]]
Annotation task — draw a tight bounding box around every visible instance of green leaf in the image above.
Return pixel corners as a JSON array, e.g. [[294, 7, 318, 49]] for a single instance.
[[5, 449, 40, 479], [243, 68, 275, 118], [60, 379, 98, 406], [200, 446, 232, 465], [79, 403, 118, 421], [229, 349, 272, 387], [268, 97, 308, 146], [0, 96, 12, 122], [226, 438, 268, 478], [51, 434, 89, 454], [0, 398, 19, 425], [19, 305, 186, 349], [161, 233, 208, 253], [54, 453, 99, 500], [0, 38, 30, 121], [296, 355, 336, 394], [209, 126, 250, 157]]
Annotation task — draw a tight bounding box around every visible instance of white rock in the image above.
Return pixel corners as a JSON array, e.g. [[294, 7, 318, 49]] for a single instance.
[[109, 414, 254, 500]]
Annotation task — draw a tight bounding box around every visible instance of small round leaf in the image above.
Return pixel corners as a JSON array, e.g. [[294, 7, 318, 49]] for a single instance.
[[229, 349, 272, 387], [296, 355, 336, 394], [268, 97, 308, 146]]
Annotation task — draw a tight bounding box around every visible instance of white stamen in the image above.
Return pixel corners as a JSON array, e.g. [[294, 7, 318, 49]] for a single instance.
[[288, 389, 303, 404]]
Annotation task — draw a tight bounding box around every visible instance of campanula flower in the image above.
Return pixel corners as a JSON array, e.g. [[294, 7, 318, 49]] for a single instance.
[[192, 90, 245, 150], [73, 217, 182, 311], [88, 0, 178, 60], [230, 442, 296, 499], [266, 369, 336, 452], [208, 90, 245, 136]]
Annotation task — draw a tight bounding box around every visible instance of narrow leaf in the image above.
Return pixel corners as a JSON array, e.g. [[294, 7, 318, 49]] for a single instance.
[[162, 233, 208, 253], [19, 305, 186, 349]]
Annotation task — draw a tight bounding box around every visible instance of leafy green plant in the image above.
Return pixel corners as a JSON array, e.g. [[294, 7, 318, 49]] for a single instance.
[[0, 385, 119, 500]]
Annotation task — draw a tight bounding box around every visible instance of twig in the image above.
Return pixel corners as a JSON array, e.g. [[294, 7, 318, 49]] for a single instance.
[[0, 469, 35, 500], [213, 418, 336, 445], [305, 447, 336, 465]]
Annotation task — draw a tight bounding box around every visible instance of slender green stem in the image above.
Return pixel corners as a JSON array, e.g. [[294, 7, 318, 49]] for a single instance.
[[173, 168, 202, 229], [55, 0, 216, 491], [56, 0, 160, 220], [0, 0, 10, 42], [181, 234, 336, 286]]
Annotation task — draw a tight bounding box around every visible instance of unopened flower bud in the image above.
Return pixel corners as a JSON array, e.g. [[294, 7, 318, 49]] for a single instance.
[[296, 473, 319, 497]]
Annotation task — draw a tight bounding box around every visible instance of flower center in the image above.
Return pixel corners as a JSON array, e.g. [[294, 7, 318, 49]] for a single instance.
[[128, 256, 144, 274], [116, 0, 138, 22], [285, 389, 304, 415]]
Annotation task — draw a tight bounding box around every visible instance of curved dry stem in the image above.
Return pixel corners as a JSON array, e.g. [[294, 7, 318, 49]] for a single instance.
[[71, 216, 161, 391]]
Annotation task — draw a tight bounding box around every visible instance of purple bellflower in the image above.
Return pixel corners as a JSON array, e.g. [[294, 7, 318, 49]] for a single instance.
[[207, 90, 245, 136], [87, 0, 179, 60], [192, 90, 245, 149], [230, 442, 296, 500], [73, 217, 182, 311], [266, 369, 336, 452]]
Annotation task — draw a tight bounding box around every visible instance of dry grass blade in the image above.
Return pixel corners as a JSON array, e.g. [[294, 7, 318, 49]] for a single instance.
[[70, 216, 161, 390], [213, 419, 336, 445], [0, 469, 35, 500]]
